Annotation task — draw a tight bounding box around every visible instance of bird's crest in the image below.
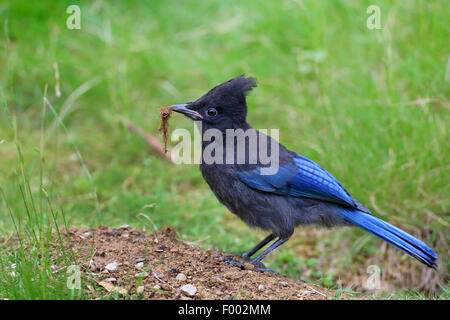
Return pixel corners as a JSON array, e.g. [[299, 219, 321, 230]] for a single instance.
[[199, 75, 257, 106]]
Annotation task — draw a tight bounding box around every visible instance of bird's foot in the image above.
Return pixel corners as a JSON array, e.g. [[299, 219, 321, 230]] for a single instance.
[[215, 254, 278, 274], [248, 258, 278, 274], [224, 256, 246, 268], [253, 267, 278, 274]]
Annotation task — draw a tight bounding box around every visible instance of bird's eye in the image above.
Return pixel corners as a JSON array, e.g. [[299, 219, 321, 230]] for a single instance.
[[207, 108, 218, 117]]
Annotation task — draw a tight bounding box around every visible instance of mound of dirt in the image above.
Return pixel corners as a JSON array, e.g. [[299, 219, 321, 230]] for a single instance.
[[67, 226, 342, 300]]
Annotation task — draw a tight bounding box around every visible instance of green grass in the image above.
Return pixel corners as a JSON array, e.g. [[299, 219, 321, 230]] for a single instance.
[[0, 0, 448, 299]]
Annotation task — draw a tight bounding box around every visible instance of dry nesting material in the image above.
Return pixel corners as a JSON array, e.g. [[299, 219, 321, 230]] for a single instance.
[[159, 106, 173, 155]]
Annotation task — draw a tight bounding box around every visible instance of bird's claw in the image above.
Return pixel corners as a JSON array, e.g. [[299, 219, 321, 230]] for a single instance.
[[215, 254, 278, 274], [253, 266, 278, 274]]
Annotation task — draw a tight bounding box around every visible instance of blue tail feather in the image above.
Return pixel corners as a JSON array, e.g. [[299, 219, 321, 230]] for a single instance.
[[339, 208, 438, 268]]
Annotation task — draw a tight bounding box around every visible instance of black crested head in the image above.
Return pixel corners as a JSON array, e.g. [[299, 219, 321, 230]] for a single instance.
[[172, 75, 257, 131]]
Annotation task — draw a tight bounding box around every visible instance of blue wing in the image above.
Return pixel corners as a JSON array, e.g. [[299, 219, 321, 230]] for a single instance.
[[238, 154, 356, 208]]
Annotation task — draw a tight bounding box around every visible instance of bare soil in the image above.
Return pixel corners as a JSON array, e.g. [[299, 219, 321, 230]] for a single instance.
[[69, 226, 341, 300]]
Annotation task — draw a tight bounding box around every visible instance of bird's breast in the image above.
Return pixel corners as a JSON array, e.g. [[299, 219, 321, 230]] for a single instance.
[[199, 163, 249, 215]]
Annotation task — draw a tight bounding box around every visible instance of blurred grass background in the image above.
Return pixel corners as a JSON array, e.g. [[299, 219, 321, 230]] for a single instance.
[[0, 0, 448, 298]]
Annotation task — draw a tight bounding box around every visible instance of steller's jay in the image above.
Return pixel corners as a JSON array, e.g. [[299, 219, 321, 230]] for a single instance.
[[170, 75, 438, 271]]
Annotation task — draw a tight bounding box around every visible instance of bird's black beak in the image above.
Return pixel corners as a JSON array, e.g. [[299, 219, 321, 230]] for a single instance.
[[171, 104, 203, 120]]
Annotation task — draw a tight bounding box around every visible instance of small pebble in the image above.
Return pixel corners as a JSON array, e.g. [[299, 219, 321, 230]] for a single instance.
[[135, 262, 144, 269], [119, 225, 129, 229], [175, 273, 187, 281], [136, 286, 145, 295], [280, 281, 288, 287], [153, 284, 161, 290], [136, 258, 146, 263], [180, 284, 197, 297], [83, 231, 93, 238], [258, 284, 265, 291], [89, 260, 100, 272], [103, 277, 117, 283], [105, 262, 118, 272], [135, 271, 148, 278]]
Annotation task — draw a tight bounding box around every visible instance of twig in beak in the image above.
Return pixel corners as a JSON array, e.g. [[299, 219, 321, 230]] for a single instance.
[[159, 106, 173, 155]]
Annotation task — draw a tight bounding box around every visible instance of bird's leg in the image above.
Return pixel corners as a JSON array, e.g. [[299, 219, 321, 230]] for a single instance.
[[249, 237, 289, 272], [241, 233, 276, 260]]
